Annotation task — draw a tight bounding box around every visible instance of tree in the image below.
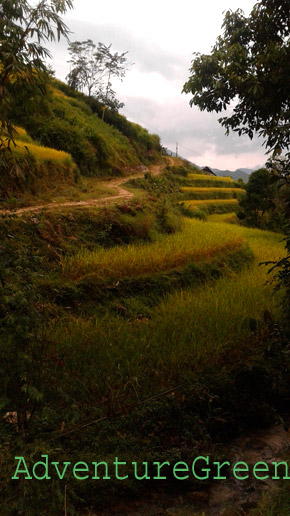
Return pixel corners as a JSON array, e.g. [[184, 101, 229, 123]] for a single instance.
[[182, 0, 290, 154], [183, 0, 290, 320], [0, 0, 73, 164], [97, 43, 129, 120], [66, 39, 105, 96], [238, 168, 277, 226], [66, 40, 130, 118]]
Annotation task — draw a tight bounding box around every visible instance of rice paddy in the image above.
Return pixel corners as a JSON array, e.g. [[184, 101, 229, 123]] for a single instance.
[[187, 173, 234, 182], [181, 187, 241, 193], [13, 139, 74, 165], [57, 165, 286, 399], [180, 186, 245, 200], [181, 198, 239, 206], [62, 218, 245, 281], [56, 222, 285, 398]]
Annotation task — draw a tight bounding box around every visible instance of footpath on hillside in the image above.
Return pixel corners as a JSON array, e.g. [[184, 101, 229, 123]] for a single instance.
[[0, 159, 175, 216]]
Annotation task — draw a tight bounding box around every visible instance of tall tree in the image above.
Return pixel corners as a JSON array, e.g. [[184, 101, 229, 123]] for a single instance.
[[66, 39, 105, 96], [0, 0, 73, 165], [97, 43, 129, 119], [183, 0, 290, 318], [66, 40, 130, 117], [182, 0, 290, 154]]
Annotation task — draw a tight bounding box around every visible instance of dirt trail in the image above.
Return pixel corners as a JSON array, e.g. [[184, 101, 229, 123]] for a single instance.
[[0, 159, 174, 216], [97, 423, 290, 516]]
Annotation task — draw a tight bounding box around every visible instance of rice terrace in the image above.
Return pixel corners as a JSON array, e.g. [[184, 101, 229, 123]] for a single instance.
[[1, 0, 290, 515]]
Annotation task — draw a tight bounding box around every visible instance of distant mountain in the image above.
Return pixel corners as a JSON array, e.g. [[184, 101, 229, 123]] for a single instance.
[[175, 155, 264, 183], [212, 168, 252, 183]]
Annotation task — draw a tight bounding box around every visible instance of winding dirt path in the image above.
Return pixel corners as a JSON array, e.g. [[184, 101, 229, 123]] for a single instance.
[[1, 159, 175, 216]]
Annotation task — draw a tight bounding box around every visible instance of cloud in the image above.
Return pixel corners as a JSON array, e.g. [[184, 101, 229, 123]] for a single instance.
[[45, 0, 264, 170], [121, 95, 267, 168]]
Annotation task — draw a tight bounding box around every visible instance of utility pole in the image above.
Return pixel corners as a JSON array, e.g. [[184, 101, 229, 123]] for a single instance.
[[176, 142, 178, 157]]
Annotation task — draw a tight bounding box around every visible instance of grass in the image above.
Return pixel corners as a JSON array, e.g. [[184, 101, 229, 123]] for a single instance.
[[62, 218, 245, 281]]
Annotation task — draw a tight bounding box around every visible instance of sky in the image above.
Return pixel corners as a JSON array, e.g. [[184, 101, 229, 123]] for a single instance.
[[47, 0, 267, 171]]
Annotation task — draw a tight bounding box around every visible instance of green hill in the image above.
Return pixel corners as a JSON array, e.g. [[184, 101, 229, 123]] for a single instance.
[[2, 79, 162, 199]]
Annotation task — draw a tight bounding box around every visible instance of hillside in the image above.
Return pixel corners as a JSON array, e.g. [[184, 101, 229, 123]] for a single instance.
[[1, 79, 162, 205], [1, 81, 290, 516], [1, 148, 290, 515]]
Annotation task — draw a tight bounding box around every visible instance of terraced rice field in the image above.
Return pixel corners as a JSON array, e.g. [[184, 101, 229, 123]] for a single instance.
[[58, 170, 285, 394], [57, 218, 285, 396], [179, 172, 245, 213], [62, 218, 245, 281], [181, 198, 239, 206], [180, 186, 245, 200], [182, 187, 242, 193], [187, 174, 234, 182]]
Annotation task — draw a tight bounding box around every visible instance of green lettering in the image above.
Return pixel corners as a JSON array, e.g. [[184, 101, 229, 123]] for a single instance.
[[12, 457, 32, 480], [153, 461, 170, 480], [213, 460, 230, 480], [192, 456, 210, 480], [132, 461, 150, 480], [253, 462, 269, 480], [233, 461, 249, 480], [173, 461, 189, 480], [114, 457, 128, 480], [32, 455, 51, 480], [51, 461, 71, 480], [272, 461, 290, 480], [73, 462, 89, 480], [92, 461, 110, 480]]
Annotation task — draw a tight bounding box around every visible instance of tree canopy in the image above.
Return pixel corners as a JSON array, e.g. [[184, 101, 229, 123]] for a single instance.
[[183, 0, 290, 153], [0, 0, 73, 157], [66, 39, 130, 115], [238, 168, 277, 226]]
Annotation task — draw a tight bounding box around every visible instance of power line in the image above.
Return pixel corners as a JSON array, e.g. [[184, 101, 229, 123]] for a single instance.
[[122, 108, 198, 156]]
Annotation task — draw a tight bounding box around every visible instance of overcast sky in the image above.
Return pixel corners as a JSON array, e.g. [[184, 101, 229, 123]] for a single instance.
[[47, 0, 266, 170]]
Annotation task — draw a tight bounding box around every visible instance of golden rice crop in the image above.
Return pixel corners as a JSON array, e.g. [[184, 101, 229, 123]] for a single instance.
[[181, 187, 244, 193], [12, 127, 34, 143], [62, 218, 245, 280], [181, 199, 239, 206], [13, 140, 74, 164], [207, 212, 238, 223], [187, 174, 233, 182], [55, 222, 286, 399]]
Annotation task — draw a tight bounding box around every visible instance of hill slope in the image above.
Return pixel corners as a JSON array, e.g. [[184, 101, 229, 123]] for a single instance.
[[2, 79, 162, 201]]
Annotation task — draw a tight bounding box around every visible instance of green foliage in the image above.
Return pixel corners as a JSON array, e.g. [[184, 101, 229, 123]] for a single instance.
[[66, 39, 130, 116], [183, 0, 290, 153], [9, 80, 162, 177], [0, 149, 76, 198], [167, 164, 202, 176], [51, 79, 162, 160], [238, 168, 278, 226], [0, 0, 73, 173], [127, 171, 185, 195]]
